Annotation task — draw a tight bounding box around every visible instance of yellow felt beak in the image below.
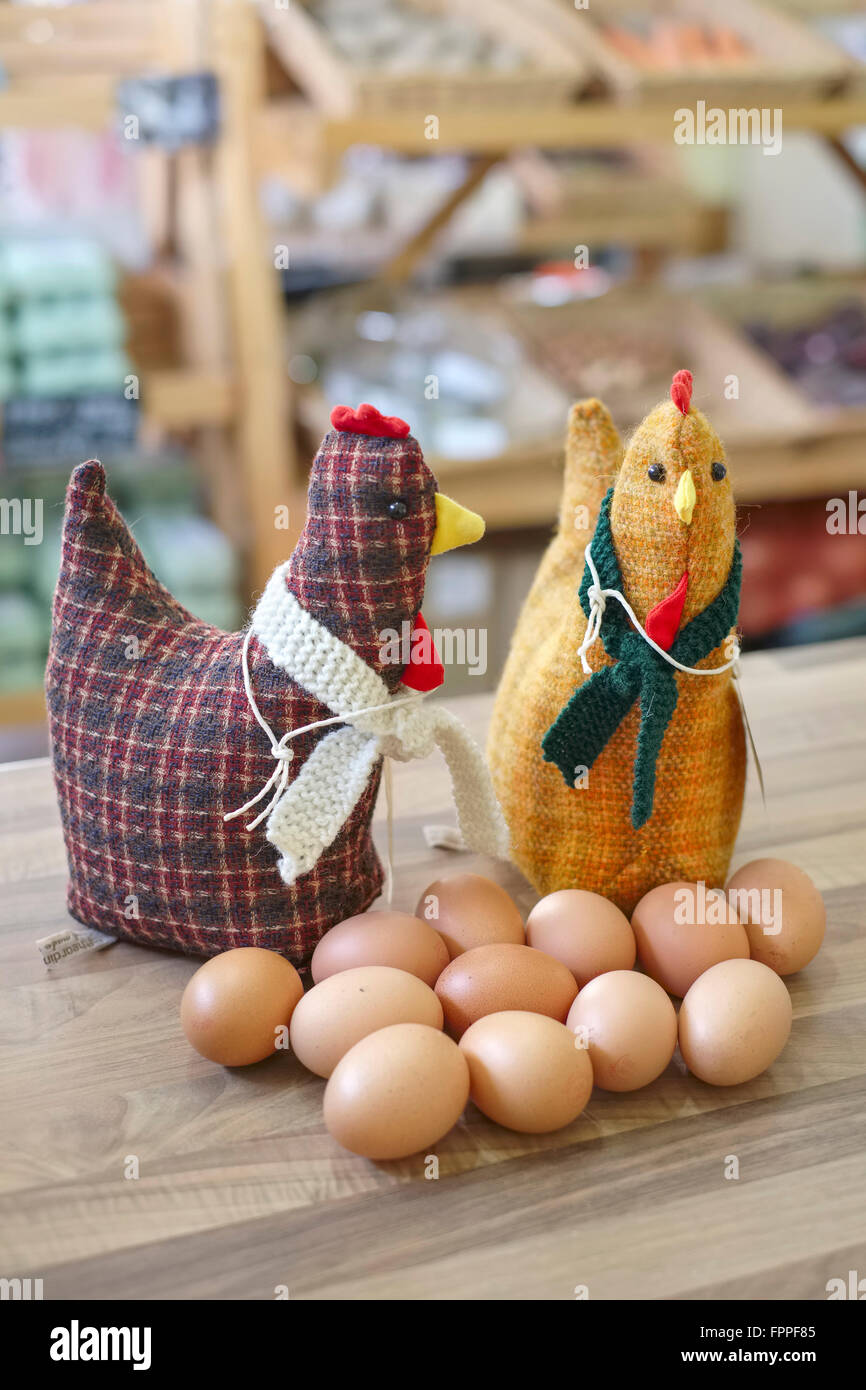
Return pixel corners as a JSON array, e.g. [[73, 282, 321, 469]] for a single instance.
[[430, 492, 485, 555], [674, 469, 697, 525]]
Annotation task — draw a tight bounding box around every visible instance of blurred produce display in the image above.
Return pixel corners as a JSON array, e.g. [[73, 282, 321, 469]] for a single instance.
[[313, 0, 528, 72], [507, 301, 678, 423], [2, 0, 866, 734], [293, 290, 571, 461], [600, 16, 754, 67], [746, 300, 866, 407], [263, 0, 583, 116], [523, 0, 849, 102]]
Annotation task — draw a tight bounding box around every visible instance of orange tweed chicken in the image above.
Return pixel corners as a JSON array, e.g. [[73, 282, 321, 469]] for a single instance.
[[488, 371, 745, 915]]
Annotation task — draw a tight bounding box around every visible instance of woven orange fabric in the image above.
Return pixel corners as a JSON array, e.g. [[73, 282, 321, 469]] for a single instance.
[[488, 386, 745, 915]]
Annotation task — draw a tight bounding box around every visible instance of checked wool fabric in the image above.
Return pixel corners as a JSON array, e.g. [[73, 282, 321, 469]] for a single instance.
[[46, 423, 438, 966]]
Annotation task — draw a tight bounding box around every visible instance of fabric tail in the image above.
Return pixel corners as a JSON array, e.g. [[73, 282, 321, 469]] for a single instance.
[[433, 709, 510, 859]]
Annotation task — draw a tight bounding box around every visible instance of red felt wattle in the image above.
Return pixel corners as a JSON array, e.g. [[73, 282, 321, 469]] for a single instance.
[[400, 612, 445, 693], [645, 571, 689, 651], [670, 369, 693, 416], [330, 402, 410, 439]]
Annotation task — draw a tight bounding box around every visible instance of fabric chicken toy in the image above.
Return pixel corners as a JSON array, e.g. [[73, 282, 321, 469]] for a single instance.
[[488, 371, 745, 915], [46, 404, 508, 965]]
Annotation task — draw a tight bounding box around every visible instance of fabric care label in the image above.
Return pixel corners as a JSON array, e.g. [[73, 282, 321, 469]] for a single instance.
[[37, 927, 117, 970]]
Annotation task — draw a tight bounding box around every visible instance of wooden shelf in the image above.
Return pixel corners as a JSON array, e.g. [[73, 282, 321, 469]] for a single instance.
[[144, 368, 236, 429], [0, 75, 116, 129], [256, 94, 866, 170]]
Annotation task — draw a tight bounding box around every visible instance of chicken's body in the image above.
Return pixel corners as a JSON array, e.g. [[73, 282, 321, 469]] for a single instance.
[[47, 410, 487, 965], [489, 378, 745, 916]]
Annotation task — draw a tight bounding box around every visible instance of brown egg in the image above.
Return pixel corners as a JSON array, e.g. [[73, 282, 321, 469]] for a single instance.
[[631, 881, 749, 998], [566, 969, 677, 1091], [416, 872, 524, 959], [459, 1010, 593, 1133], [726, 858, 826, 976], [678, 958, 793, 1086], [289, 965, 443, 1078], [180, 947, 303, 1067], [526, 889, 636, 987], [310, 909, 449, 987], [324, 1023, 470, 1159], [435, 943, 578, 1039]]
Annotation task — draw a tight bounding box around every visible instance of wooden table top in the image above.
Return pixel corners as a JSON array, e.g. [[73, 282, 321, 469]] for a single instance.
[[2, 638, 865, 1302]]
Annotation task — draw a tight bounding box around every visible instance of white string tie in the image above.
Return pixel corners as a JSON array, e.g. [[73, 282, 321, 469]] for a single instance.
[[576, 542, 740, 678], [224, 572, 509, 887], [224, 626, 422, 885]]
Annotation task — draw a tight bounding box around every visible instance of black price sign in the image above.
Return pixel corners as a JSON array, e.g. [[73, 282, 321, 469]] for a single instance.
[[2, 394, 140, 466], [116, 72, 220, 150]]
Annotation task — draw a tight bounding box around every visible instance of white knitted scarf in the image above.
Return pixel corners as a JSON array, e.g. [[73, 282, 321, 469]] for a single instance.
[[225, 563, 510, 887]]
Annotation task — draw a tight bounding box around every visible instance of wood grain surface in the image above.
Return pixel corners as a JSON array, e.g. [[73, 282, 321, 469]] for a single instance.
[[1, 639, 864, 1301]]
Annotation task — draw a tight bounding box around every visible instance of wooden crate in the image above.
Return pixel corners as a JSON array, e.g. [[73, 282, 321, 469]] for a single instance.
[[259, 0, 589, 118], [442, 286, 866, 513], [500, 284, 819, 446], [288, 279, 829, 523], [700, 274, 866, 435], [509, 0, 853, 107]]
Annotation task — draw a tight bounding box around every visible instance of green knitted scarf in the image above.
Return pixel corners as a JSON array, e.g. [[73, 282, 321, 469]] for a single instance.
[[542, 487, 742, 830]]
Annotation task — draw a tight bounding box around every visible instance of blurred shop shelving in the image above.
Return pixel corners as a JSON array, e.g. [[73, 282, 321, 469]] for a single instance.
[[4, 0, 866, 731]]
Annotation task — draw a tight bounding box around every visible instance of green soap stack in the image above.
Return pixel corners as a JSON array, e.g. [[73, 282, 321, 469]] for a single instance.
[[0, 238, 131, 398], [0, 239, 242, 699]]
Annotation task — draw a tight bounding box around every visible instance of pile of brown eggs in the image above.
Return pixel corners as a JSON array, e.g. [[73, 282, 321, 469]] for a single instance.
[[180, 857, 825, 1161]]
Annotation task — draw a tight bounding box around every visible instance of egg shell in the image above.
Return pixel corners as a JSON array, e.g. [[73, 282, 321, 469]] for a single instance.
[[435, 942, 578, 1039], [310, 909, 449, 987], [289, 965, 443, 1077], [566, 969, 677, 1091], [726, 858, 826, 976], [678, 957, 793, 1086], [526, 889, 636, 987], [631, 880, 749, 998], [459, 1011, 593, 1133], [416, 872, 524, 959], [180, 947, 303, 1067], [324, 1022, 470, 1160]]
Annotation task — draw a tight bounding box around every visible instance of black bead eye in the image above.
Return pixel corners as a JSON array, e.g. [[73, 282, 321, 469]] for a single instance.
[[648, 463, 666, 482], [387, 498, 408, 519], [711, 461, 727, 481]]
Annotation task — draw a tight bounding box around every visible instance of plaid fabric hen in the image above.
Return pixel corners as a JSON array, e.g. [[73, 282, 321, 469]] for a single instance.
[[46, 409, 441, 966]]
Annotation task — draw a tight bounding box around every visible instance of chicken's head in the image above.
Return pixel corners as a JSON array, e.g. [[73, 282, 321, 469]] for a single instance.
[[285, 403, 484, 688], [610, 370, 736, 647]]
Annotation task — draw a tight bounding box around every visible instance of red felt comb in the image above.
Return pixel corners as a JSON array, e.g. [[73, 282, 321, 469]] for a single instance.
[[670, 369, 693, 415], [330, 402, 410, 439]]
